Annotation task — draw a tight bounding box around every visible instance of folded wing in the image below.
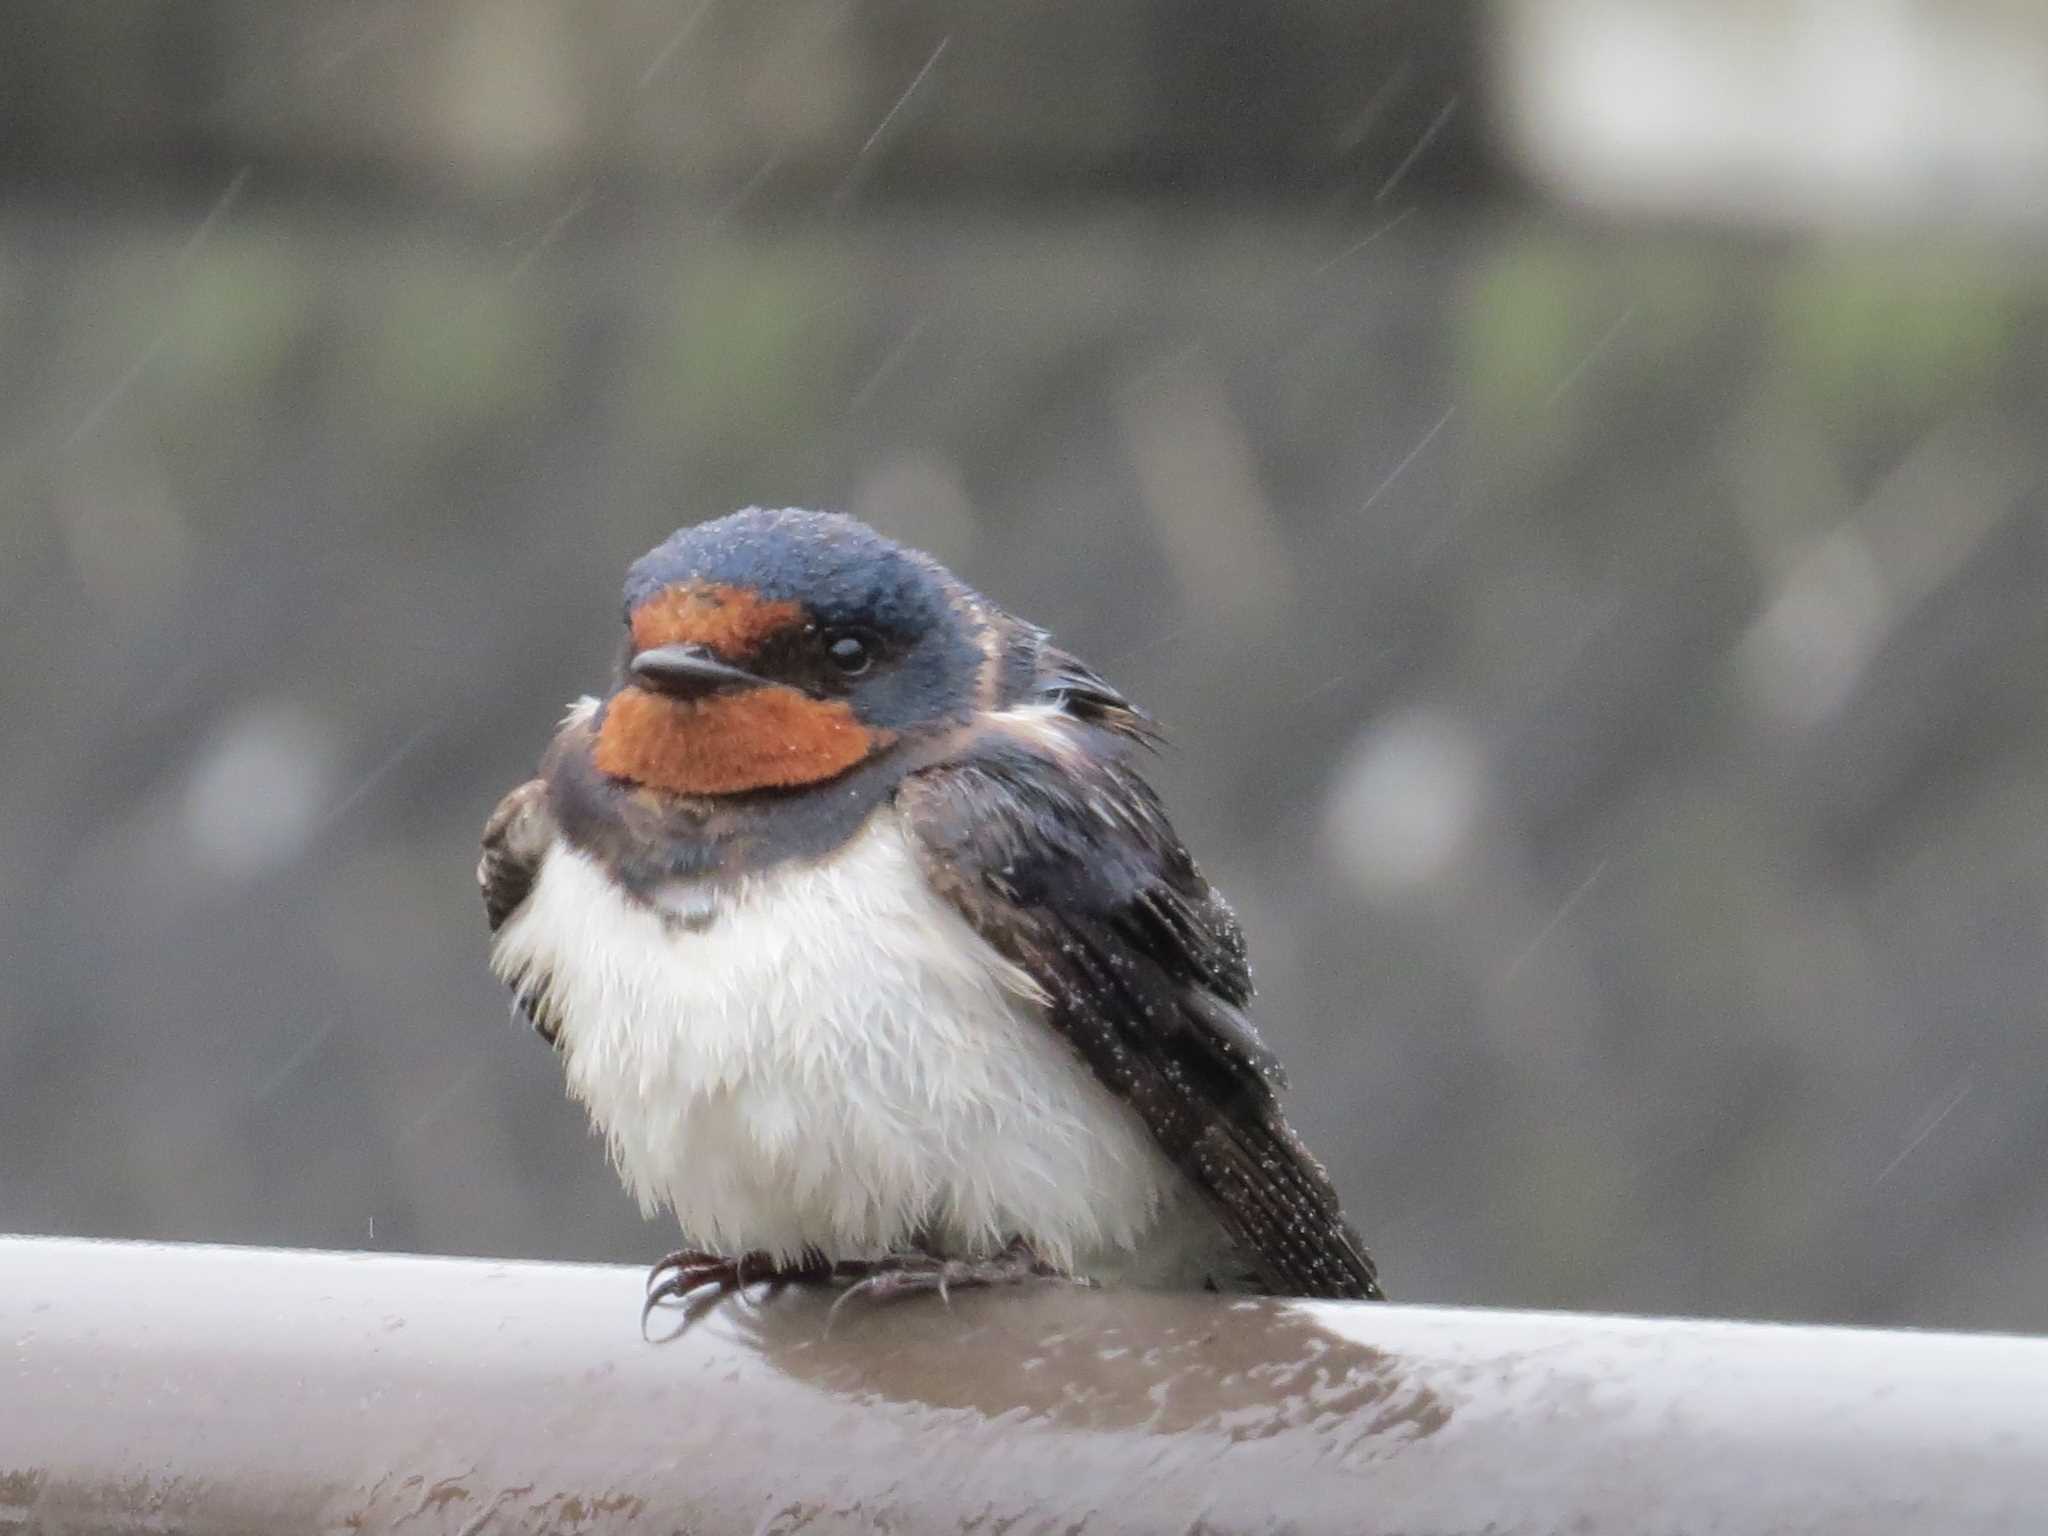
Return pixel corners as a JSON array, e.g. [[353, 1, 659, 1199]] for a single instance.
[[899, 662, 1381, 1299]]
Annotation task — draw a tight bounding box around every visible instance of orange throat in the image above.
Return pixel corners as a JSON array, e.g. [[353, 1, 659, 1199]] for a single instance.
[[592, 687, 889, 796]]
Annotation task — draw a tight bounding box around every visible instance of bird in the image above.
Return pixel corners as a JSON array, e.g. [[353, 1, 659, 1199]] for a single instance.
[[479, 507, 1382, 1316]]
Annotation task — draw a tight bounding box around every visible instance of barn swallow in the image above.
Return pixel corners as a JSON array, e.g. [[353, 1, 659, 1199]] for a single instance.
[[480, 508, 1382, 1315]]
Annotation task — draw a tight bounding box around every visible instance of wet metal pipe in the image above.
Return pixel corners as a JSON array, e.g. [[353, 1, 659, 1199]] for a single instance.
[[2, 1237, 2044, 1534]]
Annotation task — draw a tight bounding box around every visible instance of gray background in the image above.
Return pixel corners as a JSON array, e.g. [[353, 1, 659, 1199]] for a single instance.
[[3, 2, 2045, 1334]]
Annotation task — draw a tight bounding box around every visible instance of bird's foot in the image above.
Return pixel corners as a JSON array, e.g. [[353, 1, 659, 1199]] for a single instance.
[[642, 1248, 829, 1336], [825, 1240, 1082, 1329]]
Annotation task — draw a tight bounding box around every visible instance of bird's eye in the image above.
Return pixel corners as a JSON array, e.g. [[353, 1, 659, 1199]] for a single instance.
[[824, 631, 872, 676]]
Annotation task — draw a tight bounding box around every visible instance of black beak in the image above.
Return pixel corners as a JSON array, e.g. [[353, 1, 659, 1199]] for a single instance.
[[627, 644, 764, 701]]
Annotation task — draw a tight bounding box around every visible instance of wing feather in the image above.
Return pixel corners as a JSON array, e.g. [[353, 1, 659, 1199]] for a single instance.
[[478, 777, 565, 1043], [899, 718, 1382, 1300]]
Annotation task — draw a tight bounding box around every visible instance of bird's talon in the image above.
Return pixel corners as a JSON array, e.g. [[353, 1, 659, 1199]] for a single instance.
[[642, 1249, 843, 1337], [645, 1247, 723, 1297], [821, 1244, 1069, 1331], [641, 1249, 784, 1338]]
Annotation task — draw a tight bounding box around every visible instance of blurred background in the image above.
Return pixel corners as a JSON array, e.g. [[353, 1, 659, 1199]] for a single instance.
[[3, 1, 2045, 1335]]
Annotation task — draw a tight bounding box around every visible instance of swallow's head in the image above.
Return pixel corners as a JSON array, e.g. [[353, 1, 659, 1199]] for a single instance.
[[591, 508, 987, 797]]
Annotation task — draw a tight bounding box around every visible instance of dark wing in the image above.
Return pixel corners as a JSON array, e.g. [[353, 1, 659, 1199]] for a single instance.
[[1036, 644, 1164, 749], [478, 778, 564, 1043], [898, 700, 1382, 1300], [479, 778, 551, 930]]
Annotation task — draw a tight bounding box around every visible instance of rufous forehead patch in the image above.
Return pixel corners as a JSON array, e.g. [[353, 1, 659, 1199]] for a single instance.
[[629, 583, 805, 661], [594, 686, 892, 796]]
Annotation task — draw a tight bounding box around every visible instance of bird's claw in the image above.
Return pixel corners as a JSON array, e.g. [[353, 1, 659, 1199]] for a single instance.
[[643, 1242, 1080, 1337], [642, 1249, 774, 1336], [824, 1243, 1078, 1332]]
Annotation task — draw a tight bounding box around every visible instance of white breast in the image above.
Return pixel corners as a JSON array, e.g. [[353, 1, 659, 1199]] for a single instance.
[[491, 808, 1219, 1279]]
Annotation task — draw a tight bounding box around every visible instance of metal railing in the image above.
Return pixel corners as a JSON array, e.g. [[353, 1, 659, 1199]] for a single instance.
[[3, 1236, 2043, 1533]]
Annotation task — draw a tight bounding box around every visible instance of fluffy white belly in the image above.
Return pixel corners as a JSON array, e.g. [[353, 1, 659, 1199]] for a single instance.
[[492, 808, 1214, 1278]]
